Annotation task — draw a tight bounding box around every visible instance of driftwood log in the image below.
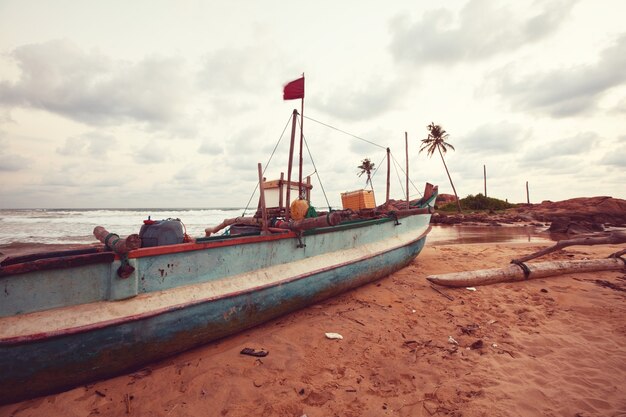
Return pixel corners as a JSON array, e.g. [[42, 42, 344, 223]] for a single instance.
[[427, 258, 626, 287], [428, 231, 626, 288], [512, 231, 626, 263], [93, 226, 141, 254]]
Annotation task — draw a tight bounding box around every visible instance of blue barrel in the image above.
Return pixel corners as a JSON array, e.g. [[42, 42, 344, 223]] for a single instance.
[[139, 218, 184, 247]]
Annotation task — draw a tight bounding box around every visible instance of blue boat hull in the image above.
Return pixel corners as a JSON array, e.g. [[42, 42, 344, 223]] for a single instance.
[[0, 217, 429, 404]]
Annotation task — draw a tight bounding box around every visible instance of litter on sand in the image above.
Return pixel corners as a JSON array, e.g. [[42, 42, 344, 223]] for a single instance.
[[448, 336, 459, 345], [325, 332, 344, 340], [240, 348, 269, 357]]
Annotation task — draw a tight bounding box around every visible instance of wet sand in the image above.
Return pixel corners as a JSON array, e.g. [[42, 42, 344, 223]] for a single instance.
[[1, 236, 625, 416]]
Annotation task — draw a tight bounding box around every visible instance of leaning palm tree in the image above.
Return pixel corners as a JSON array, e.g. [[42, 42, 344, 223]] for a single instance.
[[419, 122, 462, 212], [357, 158, 375, 190]]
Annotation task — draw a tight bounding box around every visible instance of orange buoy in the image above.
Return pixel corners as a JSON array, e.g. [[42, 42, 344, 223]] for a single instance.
[[290, 199, 309, 221]]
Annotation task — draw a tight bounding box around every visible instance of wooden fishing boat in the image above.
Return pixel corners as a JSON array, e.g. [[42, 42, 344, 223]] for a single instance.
[[0, 87, 436, 404]]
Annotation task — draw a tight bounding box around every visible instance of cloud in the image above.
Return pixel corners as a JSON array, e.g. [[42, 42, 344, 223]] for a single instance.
[[173, 167, 197, 182], [519, 131, 598, 168], [224, 126, 266, 154], [0, 135, 30, 171], [493, 34, 626, 117], [460, 122, 528, 154], [611, 97, 626, 114], [197, 45, 280, 94], [0, 153, 30, 171], [347, 126, 394, 155], [198, 139, 223, 155], [57, 132, 117, 157], [0, 110, 14, 124], [40, 171, 79, 187], [0, 39, 190, 126], [194, 43, 296, 116], [389, 0, 577, 65], [600, 138, 626, 168], [134, 141, 169, 164], [546, 131, 598, 156], [313, 78, 406, 120]]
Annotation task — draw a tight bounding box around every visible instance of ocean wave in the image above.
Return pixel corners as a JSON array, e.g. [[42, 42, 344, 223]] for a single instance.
[[0, 208, 243, 244]]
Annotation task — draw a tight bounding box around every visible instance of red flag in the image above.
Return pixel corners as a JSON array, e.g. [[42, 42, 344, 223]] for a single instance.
[[283, 76, 305, 100]]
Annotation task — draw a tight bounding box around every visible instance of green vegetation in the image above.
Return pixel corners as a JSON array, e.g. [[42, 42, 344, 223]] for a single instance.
[[438, 194, 515, 212]]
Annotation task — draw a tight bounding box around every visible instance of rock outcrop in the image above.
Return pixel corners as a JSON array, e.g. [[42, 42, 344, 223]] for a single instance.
[[431, 196, 626, 234]]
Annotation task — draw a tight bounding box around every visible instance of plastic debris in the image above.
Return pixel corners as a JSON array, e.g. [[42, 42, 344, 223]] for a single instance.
[[470, 340, 484, 350], [325, 332, 343, 340], [448, 336, 459, 345], [466, 287, 477, 291], [240, 347, 269, 357]]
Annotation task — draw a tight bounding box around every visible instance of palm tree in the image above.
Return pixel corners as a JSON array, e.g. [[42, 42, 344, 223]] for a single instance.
[[357, 158, 375, 190], [419, 122, 462, 213]]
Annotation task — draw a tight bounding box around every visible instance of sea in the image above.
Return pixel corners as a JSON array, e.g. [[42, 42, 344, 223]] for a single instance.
[[0, 208, 554, 246], [0, 208, 249, 245]]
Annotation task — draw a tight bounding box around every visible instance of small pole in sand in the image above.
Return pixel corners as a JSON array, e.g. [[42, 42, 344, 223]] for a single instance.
[[386, 147, 391, 205], [405, 132, 409, 209], [484, 164, 487, 197]]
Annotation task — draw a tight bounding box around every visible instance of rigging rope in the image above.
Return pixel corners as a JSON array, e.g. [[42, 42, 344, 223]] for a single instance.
[[390, 153, 424, 199], [242, 114, 293, 216], [241, 112, 425, 216], [367, 152, 388, 190], [392, 155, 405, 197], [299, 118, 332, 210], [304, 115, 387, 150]]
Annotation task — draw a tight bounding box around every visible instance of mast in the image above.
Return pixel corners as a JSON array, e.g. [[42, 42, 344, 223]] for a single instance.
[[285, 109, 298, 221], [282, 75, 306, 207], [298, 75, 305, 199]]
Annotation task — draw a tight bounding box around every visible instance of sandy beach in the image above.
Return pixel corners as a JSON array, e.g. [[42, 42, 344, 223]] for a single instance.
[[1, 238, 625, 417]]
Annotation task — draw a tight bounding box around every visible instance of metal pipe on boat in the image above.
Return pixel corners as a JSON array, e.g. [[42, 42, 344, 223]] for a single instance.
[[93, 226, 141, 254]]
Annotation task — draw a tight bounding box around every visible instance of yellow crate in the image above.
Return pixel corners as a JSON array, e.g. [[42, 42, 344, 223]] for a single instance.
[[341, 189, 376, 210]]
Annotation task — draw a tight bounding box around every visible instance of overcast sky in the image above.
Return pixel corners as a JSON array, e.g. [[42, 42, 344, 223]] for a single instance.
[[0, 0, 624, 209]]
